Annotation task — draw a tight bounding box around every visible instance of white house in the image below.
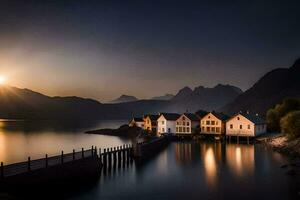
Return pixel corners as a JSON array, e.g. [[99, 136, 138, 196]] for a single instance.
[[200, 111, 229, 135], [226, 112, 266, 137], [157, 113, 180, 135], [129, 117, 144, 128], [175, 113, 199, 135]]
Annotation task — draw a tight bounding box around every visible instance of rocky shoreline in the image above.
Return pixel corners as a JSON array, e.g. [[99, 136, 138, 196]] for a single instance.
[[264, 135, 300, 157], [264, 134, 300, 196]]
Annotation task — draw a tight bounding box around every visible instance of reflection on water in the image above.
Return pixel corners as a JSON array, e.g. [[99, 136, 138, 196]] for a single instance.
[[226, 144, 254, 176], [0, 121, 296, 200], [175, 142, 193, 164], [0, 120, 129, 164], [204, 147, 217, 186], [70, 141, 296, 200], [175, 142, 256, 182]]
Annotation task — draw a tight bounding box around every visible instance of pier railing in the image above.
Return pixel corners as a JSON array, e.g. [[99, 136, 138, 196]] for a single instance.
[[0, 144, 133, 178], [0, 147, 97, 178]]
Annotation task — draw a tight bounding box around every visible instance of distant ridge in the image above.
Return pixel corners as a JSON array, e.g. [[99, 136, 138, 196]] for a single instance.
[[151, 94, 174, 100], [110, 95, 138, 103], [221, 57, 300, 115], [0, 83, 242, 119], [168, 84, 243, 113]]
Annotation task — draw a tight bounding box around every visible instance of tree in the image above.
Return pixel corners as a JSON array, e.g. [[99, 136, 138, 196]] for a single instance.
[[280, 110, 300, 139], [266, 98, 300, 132]]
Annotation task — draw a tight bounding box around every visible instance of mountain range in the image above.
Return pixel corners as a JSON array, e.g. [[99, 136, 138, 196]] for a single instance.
[[220, 58, 300, 115], [0, 84, 241, 119], [0, 57, 299, 119]]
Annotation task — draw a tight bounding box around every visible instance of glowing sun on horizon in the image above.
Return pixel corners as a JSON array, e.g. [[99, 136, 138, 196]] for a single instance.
[[0, 75, 7, 85]]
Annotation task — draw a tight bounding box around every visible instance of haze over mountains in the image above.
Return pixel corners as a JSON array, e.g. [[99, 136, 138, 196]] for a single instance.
[[0, 58, 299, 119]]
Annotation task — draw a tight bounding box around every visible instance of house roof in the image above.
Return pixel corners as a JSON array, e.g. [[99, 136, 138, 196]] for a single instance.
[[241, 113, 265, 125], [210, 111, 230, 121], [183, 113, 199, 121], [132, 117, 143, 122], [160, 113, 181, 121], [229, 112, 266, 125], [144, 114, 159, 121]]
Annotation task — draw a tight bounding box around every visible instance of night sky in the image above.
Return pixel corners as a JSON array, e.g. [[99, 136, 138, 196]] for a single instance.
[[0, 0, 299, 102]]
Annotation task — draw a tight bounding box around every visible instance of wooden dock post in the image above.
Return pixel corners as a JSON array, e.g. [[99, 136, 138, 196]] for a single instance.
[[247, 136, 250, 144], [1, 162, 4, 179], [95, 146, 97, 157], [45, 154, 48, 168], [108, 148, 112, 169], [126, 144, 130, 161], [82, 148, 84, 158], [130, 144, 133, 161], [237, 136, 239, 144], [92, 146, 94, 157], [73, 149, 75, 160], [99, 148, 102, 164], [103, 148, 107, 169], [28, 157, 31, 171], [122, 144, 126, 164], [113, 147, 117, 167], [61, 151, 64, 164], [117, 146, 121, 166]]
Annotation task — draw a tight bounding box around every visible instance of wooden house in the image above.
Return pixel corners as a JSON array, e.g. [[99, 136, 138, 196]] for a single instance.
[[200, 111, 229, 135], [157, 113, 181, 136], [175, 113, 199, 135], [226, 112, 266, 137], [129, 117, 144, 128], [143, 114, 159, 133]]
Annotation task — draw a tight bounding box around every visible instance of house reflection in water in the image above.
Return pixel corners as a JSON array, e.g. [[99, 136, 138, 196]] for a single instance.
[[175, 142, 199, 165], [175, 142, 191, 164], [174, 141, 255, 187], [226, 144, 255, 177], [200, 142, 223, 187]]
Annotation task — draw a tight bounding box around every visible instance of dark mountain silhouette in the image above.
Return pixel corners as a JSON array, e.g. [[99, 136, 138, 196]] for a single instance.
[[110, 95, 138, 103], [171, 86, 193, 101], [151, 94, 174, 100], [0, 86, 102, 119], [168, 84, 243, 113], [221, 58, 300, 115], [0, 83, 242, 119]]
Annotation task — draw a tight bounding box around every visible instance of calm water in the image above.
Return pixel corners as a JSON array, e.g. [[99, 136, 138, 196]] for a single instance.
[[0, 120, 298, 199], [72, 142, 298, 200], [0, 119, 129, 164]]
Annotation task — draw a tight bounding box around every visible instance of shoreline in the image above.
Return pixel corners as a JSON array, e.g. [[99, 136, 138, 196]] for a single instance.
[[85, 124, 143, 138], [263, 134, 300, 157]]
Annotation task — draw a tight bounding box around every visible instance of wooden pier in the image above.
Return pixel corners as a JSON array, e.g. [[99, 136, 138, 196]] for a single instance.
[[0, 148, 95, 178], [0, 144, 134, 187], [133, 134, 171, 158], [100, 144, 133, 172]]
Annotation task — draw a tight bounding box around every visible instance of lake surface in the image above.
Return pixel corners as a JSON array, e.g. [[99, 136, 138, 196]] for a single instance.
[[71, 141, 298, 200], [0, 120, 298, 199], [0, 119, 129, 164]]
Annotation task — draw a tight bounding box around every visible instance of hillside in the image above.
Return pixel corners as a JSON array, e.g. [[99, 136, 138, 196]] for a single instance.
[[221, 58, 300, 115], [0, 86, 102, 119]]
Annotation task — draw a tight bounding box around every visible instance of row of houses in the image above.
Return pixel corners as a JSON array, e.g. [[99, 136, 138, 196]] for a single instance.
[[129, 111, 267, 137]]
